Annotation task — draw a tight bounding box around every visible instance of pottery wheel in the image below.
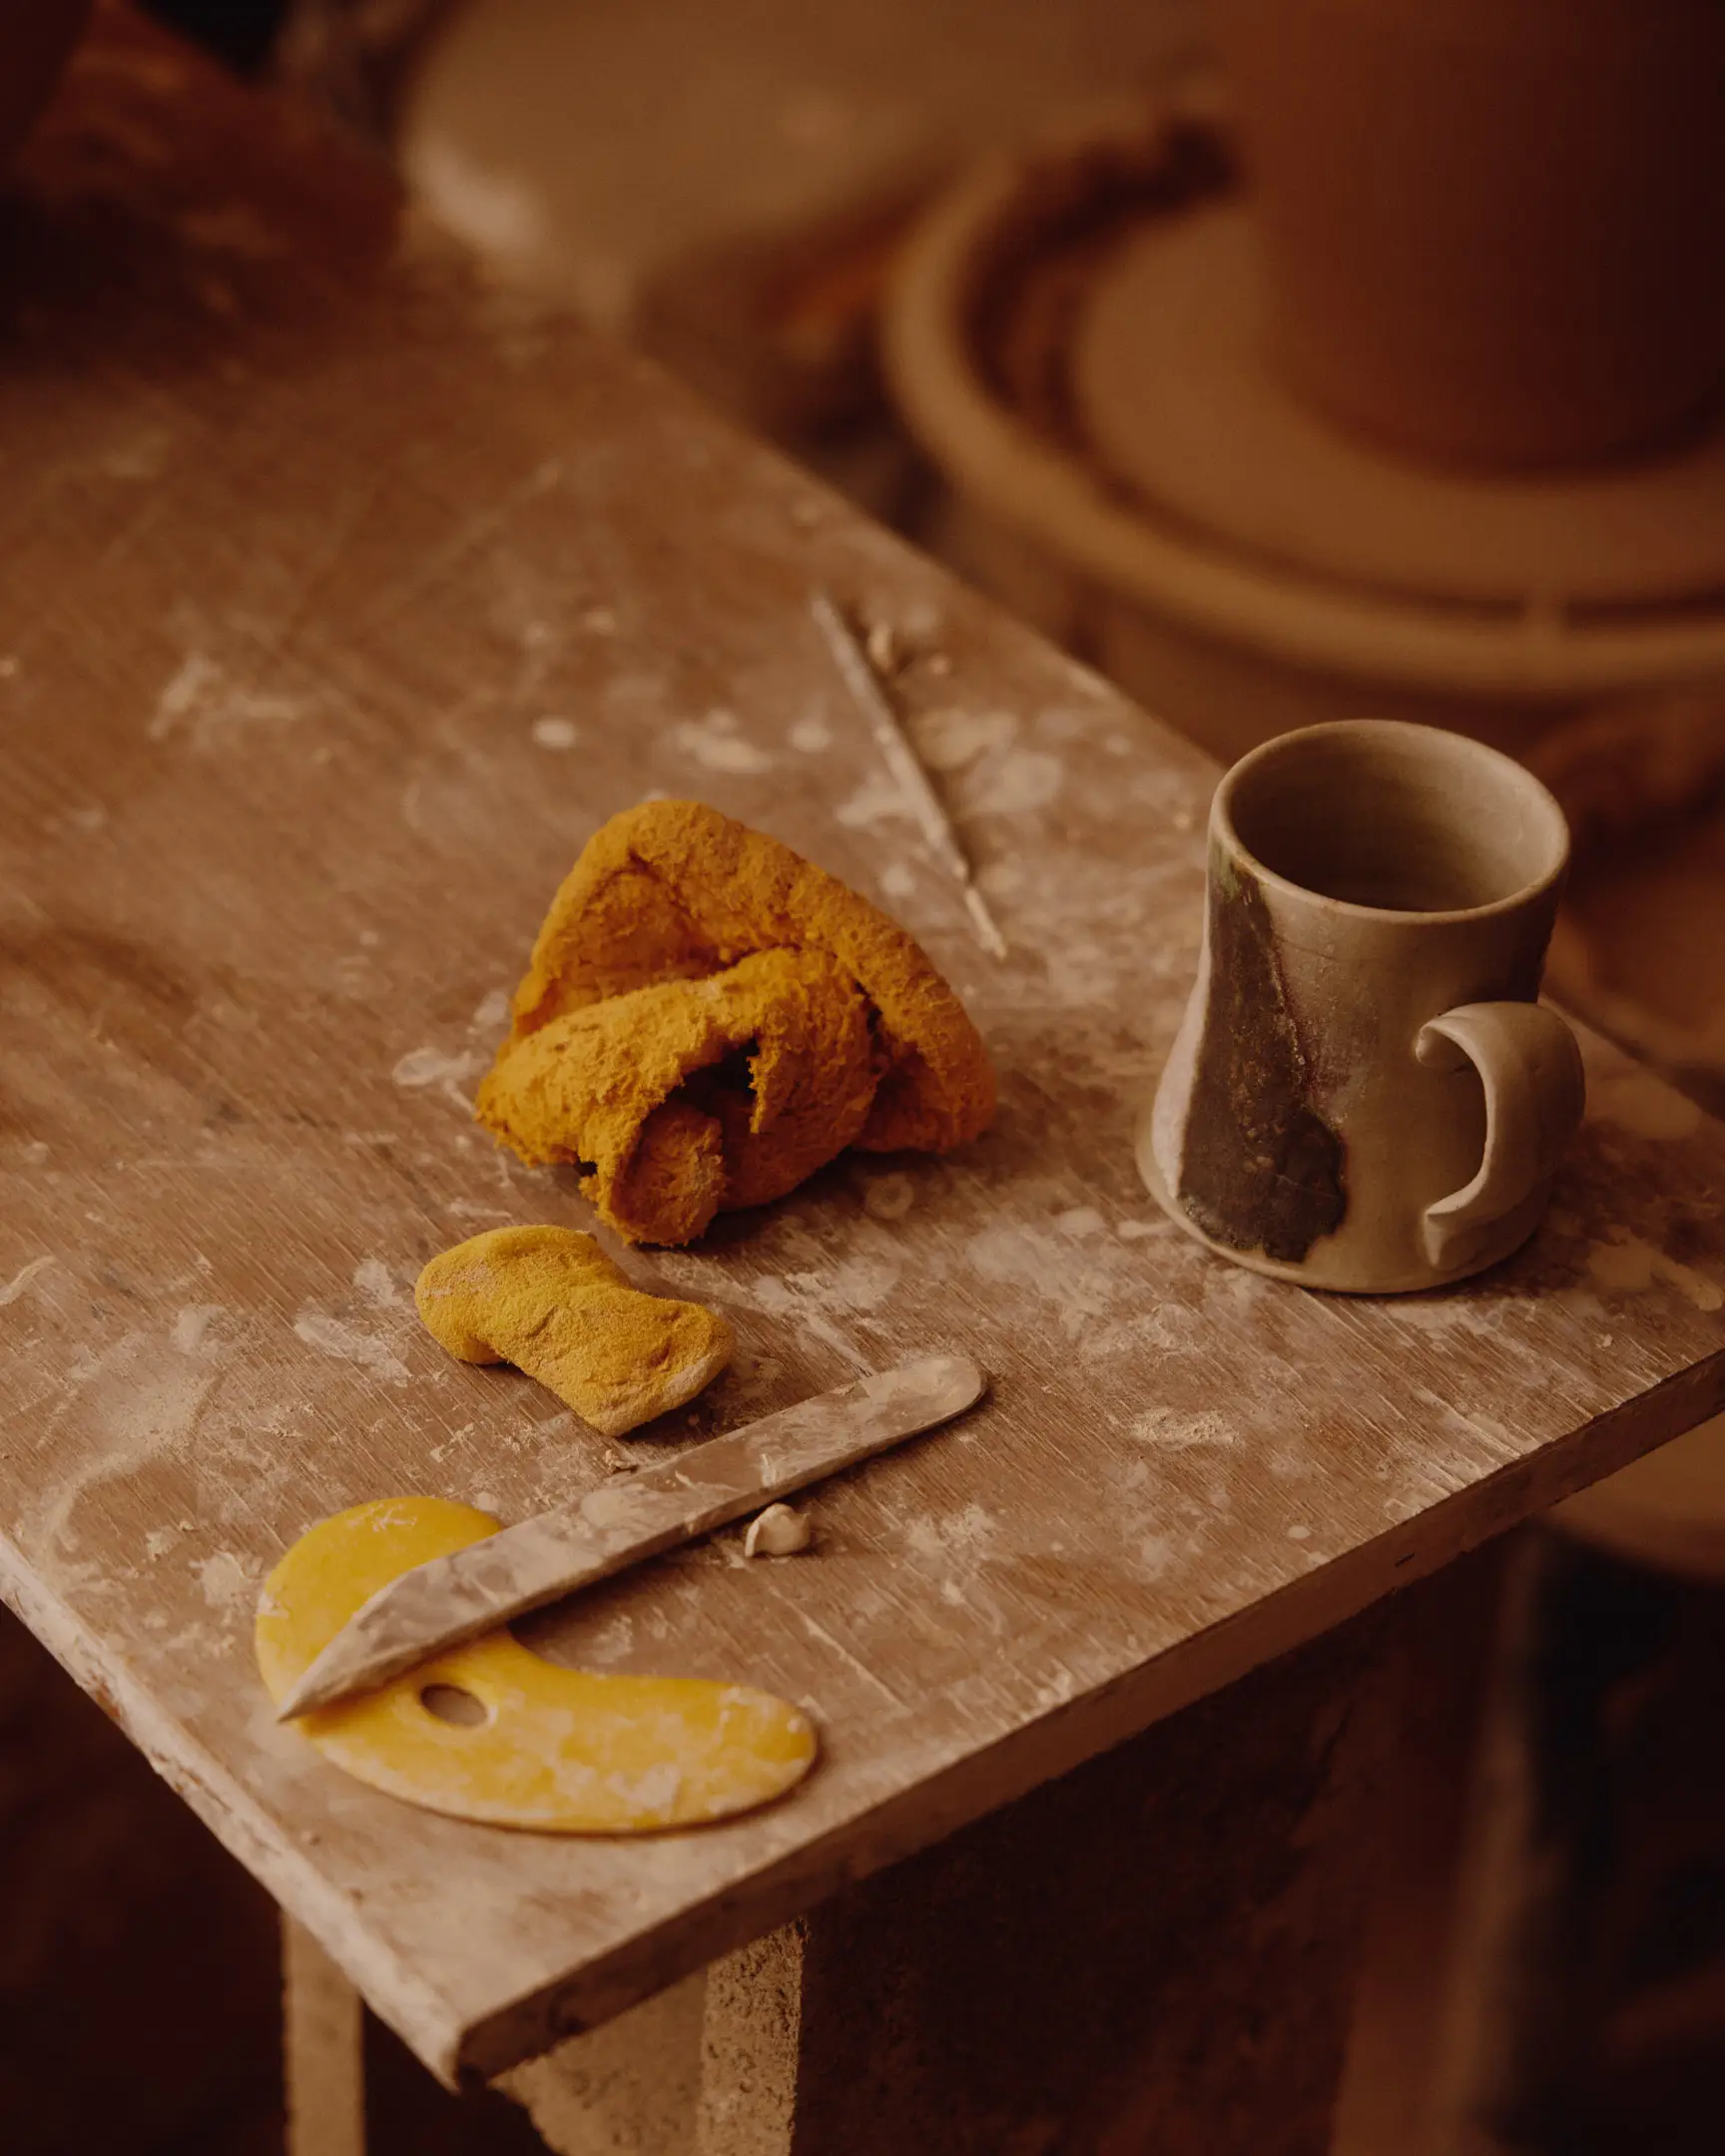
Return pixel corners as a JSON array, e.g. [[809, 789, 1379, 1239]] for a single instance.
[[1072, 203, 1725, 612]]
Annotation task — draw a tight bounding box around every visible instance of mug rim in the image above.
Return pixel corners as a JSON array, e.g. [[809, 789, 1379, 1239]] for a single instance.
[[1211, 717, 1570, 924]]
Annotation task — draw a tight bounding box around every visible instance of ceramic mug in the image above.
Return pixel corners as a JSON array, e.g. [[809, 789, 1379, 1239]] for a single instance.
[[1140, 720, 1585, 1294]]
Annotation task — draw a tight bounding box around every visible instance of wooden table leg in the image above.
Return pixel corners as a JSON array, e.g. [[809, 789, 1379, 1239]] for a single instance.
[[514, 1605, 1394, 2156], [1424, 1524, 1725, 2156], [702, 1607, 1392, 2156], [503, 1975, 707, 2154], [1332, 1544, 1511, 2156], [284, 1916, 367, 2156]]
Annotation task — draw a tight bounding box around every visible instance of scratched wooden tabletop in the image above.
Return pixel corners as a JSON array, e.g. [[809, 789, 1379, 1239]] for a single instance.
[[3, 9, 1724, 2086]]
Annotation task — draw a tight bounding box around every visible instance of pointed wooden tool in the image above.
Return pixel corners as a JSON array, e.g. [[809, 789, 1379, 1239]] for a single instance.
[[811, 590, 1009, 960], [274, 1353, 985, 1719]]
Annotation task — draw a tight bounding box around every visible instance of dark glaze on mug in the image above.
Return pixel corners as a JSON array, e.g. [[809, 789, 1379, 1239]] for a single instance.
[[1177, 853, 1347, 1265]]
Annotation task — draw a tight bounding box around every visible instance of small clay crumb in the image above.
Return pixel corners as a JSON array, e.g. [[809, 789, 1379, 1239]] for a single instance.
[[864, 620, 902, 676], [744, 1503, 813, 1558], [863, 1172, 915, 1222]]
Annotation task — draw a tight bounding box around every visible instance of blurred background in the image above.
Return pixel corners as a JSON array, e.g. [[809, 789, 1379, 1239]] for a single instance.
[[9, 1, 1725, 2149]]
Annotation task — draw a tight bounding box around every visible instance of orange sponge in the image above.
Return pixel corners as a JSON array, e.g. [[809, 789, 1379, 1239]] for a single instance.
[[477, 801, 994, 1243]]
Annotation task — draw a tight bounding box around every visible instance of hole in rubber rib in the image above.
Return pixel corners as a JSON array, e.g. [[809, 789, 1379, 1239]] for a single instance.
[[419, 1683, 489, 1728]]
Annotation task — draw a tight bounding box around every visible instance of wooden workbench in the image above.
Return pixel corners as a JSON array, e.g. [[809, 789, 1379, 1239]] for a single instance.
[[3, 14, 1724, 2149]]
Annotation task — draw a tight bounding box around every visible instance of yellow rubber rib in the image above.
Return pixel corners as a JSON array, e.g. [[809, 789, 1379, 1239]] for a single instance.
[[256, 1497, 818, 1833]]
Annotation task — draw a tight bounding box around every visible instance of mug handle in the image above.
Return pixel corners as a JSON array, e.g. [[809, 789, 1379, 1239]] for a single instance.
[[1416, 1002, 1586, 1272]]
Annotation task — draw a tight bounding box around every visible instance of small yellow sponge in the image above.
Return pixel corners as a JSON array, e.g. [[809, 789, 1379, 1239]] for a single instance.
[[414, 1225, 733, 1437]]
